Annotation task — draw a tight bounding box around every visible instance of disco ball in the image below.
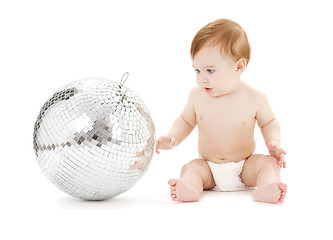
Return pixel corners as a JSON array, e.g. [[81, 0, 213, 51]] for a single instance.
[[33, 74, 155, 200]]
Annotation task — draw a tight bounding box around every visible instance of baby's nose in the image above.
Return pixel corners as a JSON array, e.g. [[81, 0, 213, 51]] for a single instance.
[[197, 75, 209, 84], [201, 78, 208, 84]]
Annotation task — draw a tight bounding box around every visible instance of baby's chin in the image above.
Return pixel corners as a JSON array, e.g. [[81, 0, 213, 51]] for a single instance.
[[208, 89, 226, 97], [202, 87, 228, 97]]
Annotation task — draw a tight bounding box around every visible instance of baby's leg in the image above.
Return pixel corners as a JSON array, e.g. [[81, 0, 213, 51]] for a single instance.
[[241, 154, 287, 204], [169, 158, 215, 202]]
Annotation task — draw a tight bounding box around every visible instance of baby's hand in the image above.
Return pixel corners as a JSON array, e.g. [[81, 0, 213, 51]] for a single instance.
[[268, 140, 287, 168], [155, 136, 177, 154]]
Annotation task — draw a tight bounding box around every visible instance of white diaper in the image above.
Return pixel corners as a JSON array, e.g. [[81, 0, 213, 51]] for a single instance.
[[207, 160, 248, 192]]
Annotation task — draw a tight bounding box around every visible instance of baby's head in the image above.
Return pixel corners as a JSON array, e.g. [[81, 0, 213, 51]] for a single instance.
[[191, 18, 250, 65], [191, 19, 251, 96]]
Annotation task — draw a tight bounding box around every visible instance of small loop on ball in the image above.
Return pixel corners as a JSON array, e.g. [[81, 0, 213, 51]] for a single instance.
[[119, 72, 129, 88]]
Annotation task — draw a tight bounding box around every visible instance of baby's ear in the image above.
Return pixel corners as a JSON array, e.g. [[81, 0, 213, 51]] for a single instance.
[[235, 59, 247, 73]]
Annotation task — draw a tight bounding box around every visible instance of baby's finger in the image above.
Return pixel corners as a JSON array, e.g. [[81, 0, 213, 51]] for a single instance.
[[278, 154, 283, 160], [278, 155, 286, 168], [278, 160, 282, 168], [155, 145, 160, 154], [276, 157, 282, 168], [276, 150, 284, 158], [277, 147, 286, 156], [157, 136, 167, 144], [281, 148, 287, 155], [155, 137, 167, 153], [170, 137, 176, 147], [158, 137, 169, 147]]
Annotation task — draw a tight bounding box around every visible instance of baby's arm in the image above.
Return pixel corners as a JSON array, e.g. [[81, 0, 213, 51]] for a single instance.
[[155, 88, 197, 153], [256, 92, 286, 168]]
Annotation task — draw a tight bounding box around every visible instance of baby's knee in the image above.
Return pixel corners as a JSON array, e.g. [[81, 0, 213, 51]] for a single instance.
[[261, 155, 279, 169], [181, 159, 202, 174]]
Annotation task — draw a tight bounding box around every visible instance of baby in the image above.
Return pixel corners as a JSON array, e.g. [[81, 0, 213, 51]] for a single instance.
[[155, 19, 287, 204]]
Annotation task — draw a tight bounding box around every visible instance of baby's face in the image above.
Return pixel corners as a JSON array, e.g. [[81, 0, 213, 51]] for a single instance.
[[192, 45, 241, 97]]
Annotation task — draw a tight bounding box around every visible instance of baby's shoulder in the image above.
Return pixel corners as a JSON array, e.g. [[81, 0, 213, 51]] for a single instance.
[[242, 83, 268, 100], [188, 86, 202, 99]]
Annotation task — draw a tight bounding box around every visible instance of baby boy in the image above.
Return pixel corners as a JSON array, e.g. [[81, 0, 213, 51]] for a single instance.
[[155, 19, 287, 204]]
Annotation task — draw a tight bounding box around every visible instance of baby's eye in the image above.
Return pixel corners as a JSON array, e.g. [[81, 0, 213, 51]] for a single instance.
[[195, 69, 200, 73], [207, 69, 215, 73]]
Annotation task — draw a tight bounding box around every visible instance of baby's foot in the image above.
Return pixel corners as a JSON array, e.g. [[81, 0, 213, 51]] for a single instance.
[[253, 182, 287, 204], [168, 179, 200, 202]]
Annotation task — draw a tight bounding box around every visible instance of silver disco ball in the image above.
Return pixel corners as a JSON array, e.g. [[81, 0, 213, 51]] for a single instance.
[[33, 74, 155, 200]]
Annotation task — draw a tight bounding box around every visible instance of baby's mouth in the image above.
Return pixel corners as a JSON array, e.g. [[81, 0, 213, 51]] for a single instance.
[[205, 87, 212, 93]]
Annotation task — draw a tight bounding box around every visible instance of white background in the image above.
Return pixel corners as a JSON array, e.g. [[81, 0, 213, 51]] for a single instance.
[[1, 0, 332, 239]]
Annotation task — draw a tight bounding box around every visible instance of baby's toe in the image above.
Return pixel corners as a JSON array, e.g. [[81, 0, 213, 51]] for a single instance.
[[168, 179, 178, 186], [278, 182, 287, 190]]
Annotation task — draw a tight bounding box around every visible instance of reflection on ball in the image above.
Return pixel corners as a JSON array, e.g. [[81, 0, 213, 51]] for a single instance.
[[33, 76, 155, 200]]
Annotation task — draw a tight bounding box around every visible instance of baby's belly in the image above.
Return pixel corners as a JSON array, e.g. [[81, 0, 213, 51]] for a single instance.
[[198, 133, 256, 163]]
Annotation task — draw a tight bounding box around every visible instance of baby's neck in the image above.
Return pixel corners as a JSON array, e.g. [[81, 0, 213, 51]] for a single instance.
[[227, 79, 244, 95]]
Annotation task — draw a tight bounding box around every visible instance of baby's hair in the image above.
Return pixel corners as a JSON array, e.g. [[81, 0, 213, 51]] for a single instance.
[[190, 19, 251, 65]]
